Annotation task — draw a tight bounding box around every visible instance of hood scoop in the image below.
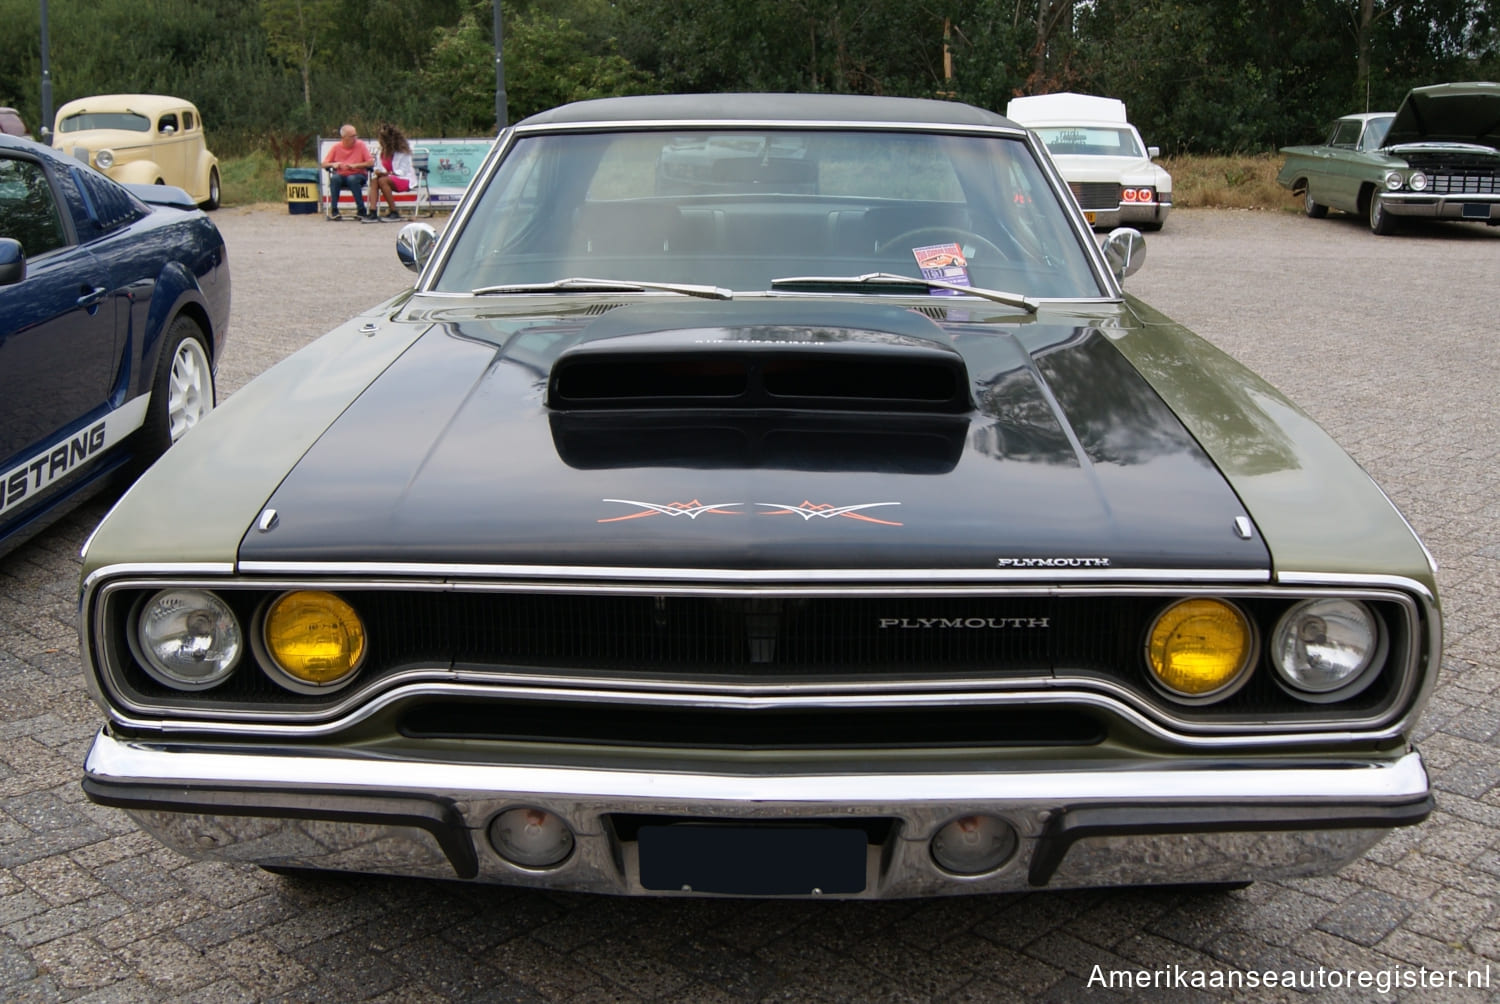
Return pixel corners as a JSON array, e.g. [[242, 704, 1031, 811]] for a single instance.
[[547, 325, 972, 414]]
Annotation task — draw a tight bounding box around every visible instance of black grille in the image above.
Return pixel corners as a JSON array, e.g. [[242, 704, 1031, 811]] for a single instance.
[[1401, 152, 1500, 195], [101, 587, 1412, 732], [1428, 174, 1500, 195], [1068, 182, 1121, 209], [400, 700, 1104, 749]]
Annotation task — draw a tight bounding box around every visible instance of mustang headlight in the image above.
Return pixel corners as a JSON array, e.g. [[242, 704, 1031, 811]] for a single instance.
[[95, 149, 114, 169], [261, 590, 366, 692], [1145, 598, 1254, 701], [1270, 599, 1381, 700], [1383, 171, 1404, 191], [135, 589, 242, 690], [1408, 172, 1429, 192]]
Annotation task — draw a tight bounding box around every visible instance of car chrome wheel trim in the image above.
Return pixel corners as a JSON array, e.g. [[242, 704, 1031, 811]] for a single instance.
[[168, 337, 212, 441]]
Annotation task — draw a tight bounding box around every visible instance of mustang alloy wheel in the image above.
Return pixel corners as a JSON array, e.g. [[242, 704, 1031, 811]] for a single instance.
[[138, 316, 215, 466]]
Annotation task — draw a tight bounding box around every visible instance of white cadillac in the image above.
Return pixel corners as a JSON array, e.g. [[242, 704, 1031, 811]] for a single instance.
[[1006, 92, 1172, 230]]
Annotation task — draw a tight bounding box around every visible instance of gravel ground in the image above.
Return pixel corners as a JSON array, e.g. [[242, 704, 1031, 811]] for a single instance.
[[1, 204, 1498, 1002]]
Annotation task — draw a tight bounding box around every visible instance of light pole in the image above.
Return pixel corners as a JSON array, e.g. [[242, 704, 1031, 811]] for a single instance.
[[493, 1, 507, 131], [39, 0, 54, 143]]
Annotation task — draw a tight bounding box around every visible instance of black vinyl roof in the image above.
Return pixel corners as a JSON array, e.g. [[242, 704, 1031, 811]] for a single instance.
[[517, 93, 1018, 130]]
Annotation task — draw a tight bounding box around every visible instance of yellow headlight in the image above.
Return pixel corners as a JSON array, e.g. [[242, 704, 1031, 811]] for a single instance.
[[263, 591, 366, 688], [1146, 598, 1253, 699]]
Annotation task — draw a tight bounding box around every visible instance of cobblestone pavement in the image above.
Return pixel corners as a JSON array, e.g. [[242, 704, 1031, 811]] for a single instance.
[[2, 206, 1499, 1002]]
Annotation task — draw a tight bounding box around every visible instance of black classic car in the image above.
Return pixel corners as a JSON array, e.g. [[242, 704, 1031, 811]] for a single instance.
[[1278, 81, 1500, 234], [0, 132, 227, 555], [78, 95, 1437, 898]]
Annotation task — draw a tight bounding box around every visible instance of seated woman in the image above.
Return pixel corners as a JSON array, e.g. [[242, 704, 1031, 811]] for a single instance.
[[369, 123, 417, 221]]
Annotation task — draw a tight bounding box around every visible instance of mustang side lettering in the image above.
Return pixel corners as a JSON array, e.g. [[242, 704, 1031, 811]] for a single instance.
[[78, 94, 1437, 899]]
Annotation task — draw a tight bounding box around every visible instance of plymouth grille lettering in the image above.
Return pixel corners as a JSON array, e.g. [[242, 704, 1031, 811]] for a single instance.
[[879, 617, 1050, 629]]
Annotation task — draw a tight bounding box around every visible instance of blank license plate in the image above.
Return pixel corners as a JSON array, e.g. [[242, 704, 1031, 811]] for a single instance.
[[1462, 203, 1492, 219], [638, 825, 867, 895]]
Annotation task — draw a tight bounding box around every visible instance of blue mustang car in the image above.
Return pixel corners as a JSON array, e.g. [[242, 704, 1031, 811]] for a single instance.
[[0, 132, 229, 554]]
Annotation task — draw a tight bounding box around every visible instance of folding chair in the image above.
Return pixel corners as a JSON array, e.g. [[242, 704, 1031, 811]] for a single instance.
[[412, 147, 432, 217]]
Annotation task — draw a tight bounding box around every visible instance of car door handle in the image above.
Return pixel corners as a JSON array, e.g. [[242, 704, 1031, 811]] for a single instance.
[[77, 285, 108, 307]]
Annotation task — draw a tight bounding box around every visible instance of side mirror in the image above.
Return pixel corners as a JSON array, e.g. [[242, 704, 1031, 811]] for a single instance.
[[0, 238, 26, 285], [396, 222, 438, 273], [1147, 145, 1160, 160], [1100, 227, 1146, 282]]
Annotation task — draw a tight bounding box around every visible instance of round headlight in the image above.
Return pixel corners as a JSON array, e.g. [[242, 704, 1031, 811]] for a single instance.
[[94, 149, 114, 169], [1145, 598, 1254, 700], [1383, 171, 1404, 191], [1408, 171, 1428, 192], [135, 589, 242, 690], [1270, 599, 1380, 698], [261, 590, 366, 691]]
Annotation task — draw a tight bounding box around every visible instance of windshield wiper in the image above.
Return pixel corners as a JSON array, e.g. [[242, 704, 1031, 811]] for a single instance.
[[471, 277, 733, 300], [770, 272, 1039, 313]]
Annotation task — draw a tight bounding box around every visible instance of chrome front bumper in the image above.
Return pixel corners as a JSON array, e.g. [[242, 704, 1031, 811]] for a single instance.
[[1381, 192, 1500, 220], [84, 731, 1430, 898]]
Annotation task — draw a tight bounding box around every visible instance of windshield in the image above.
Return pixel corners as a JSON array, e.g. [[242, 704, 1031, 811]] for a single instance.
[[1033, 126, 1144, 159], [433, 128, 1105, 299], [1360, 116, 1395, 151], [59, 112, 150, 133]]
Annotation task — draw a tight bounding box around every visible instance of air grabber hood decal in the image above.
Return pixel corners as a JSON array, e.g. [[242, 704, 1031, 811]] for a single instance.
[[239, 300, 1270, 576]]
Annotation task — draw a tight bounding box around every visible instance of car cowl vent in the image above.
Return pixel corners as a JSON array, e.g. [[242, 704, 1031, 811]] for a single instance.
[[546, 326, 973, 413]]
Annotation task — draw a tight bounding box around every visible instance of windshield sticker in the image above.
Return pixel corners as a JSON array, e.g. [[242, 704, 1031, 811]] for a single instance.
[[912, 243, 971, 295]]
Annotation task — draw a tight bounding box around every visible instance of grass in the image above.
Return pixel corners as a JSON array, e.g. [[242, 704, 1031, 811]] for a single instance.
[[219, 151, 289, 207], [1159, 153, 1300, 211], [216, 151, 1304, 211]]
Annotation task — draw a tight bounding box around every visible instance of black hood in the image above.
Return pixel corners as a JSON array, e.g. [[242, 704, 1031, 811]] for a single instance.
[[1384, 81, 1500, 149], [240, 299, 1267, 574]]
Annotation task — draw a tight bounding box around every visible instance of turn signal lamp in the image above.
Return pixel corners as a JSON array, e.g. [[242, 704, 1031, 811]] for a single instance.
[[489, 807, 575, 868], [262, 590, 366, 691], [1146, 598, 1253, 700]]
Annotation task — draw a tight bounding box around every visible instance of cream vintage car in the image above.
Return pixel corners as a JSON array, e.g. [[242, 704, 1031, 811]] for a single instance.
[[53, 94, 220, 210]]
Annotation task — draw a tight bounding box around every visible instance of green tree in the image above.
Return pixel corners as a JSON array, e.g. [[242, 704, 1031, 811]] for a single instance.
[[421, 0, 649, 133], [262, 0, 341, 113]]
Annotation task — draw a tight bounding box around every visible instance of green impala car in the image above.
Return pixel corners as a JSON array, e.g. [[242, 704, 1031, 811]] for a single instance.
[[1278, 81, 1500, 234], [79, 93, 1439, 899]]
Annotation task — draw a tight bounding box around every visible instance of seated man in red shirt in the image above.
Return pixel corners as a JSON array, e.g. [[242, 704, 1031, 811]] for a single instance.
[[321, 124, 375, 220]]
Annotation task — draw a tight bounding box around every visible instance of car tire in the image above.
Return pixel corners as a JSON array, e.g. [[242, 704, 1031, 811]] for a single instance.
[[1368, 192, 1398, 235], [1303, 188, 1328, 219], [202, 167, 220, 211], [138, 316, 215, 465]]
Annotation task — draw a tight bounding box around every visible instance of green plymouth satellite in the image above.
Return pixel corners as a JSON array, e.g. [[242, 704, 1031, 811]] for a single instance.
[[78, 93, 1439, 898], [1278, 81, 1500, 234]]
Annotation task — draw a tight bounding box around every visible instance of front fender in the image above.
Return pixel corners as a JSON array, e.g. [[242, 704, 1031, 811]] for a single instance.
[[135, 261, 212, 394], [109, 160, 166, 186]]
